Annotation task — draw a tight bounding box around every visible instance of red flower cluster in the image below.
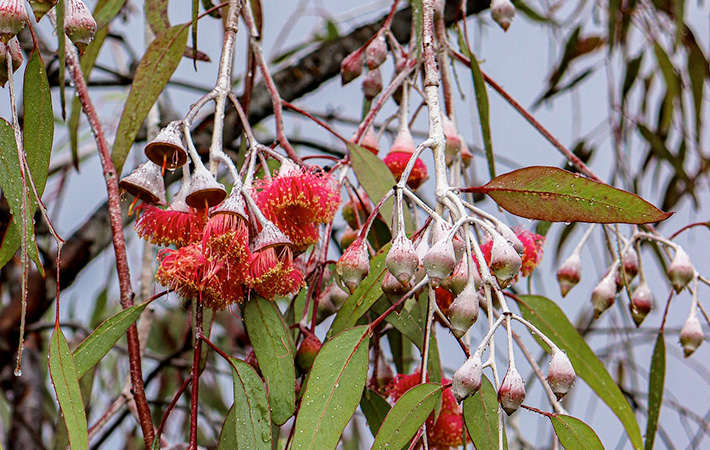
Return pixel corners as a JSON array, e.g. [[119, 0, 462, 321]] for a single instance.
[[480, 228, 545, 277], [135, 164, 339, 309], [386, 372, 468, 450], [254, 161, 340, 252]]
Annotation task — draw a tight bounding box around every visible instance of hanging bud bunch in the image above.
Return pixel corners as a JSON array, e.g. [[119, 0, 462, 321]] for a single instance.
[[679, 309, 703, 357], [591, 274, 617, 319], [365, 33, 387, 69], [667, 248, 694, 293], [361, 67, 383, 100], [498, 364, 526, 415], [452, 354, 483, 402], [65, 0, 97, 54], [557, 252, 582, 297], [0, 37, 22, 87], [629, 282, 653, 327], [340, 47, 364, 85], [335, 237, 370, 294], [0, 0, 27, 42], [546, 349, 575, 400], [490, 0, 515, 31], [383, 126, 428, 190]]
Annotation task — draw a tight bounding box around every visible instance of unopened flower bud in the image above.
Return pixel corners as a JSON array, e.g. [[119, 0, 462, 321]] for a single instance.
[[340, 226, 358, 250], [365, 34, 387, 69], [359, 126, 380, 155], [591, 275, 616, 319], [381, 270, 409, 300], [667, 248, 694, 293], [452, 354, 483, 402], [423, 238, 457, 287], [340, 48, 364, 85], [557, 253, 581, 297], [447, 283, 479, 339], [65, 0, 97, 55], [489, 236, 522, 285], [629, 282, 652, 327], [335, 237, 370, 294], [386, 233, 419, 287], [547, 349, 575, 400], [442, 115, 462, 164], [384, 127, 428, 190], [490, 0, 515, 31], [412, 237, 430, 284], [28, 0, 58, 21], [361, 67, 382, 100], [444, 256, 480, 295], [679, 312, 703, 357], [0, 37, 22, 87], [498, 365, 525, 415], [328, 282, 350, 308], [0, 0, 27, 42], [497, 224, 524, 255], [622, 248, 639, 281], [296, 333, 322, 373]]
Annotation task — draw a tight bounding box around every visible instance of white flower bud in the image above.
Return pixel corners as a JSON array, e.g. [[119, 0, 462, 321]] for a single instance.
[[547, 349, 575, 400], [667, 248, 694, 293], [490, 0, 515, 31], [386, 233, 419, 287], [335, 237, 370, 294], [447, 283, 479, 339], [557, 253, 582, 297], [680, 311, 703, 357], [423, 238, 457, 287], [591, 275, 616, 319], [452, 354, 483, 402], [498, 364, 525, 415]]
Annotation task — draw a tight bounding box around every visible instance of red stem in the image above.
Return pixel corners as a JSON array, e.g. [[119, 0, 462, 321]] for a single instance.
[[283, 101, 350, 144], [65, 45, 155, 448], [670, 221, 710, 239]]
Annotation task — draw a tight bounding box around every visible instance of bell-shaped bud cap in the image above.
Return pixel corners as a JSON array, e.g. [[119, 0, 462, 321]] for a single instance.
[[389, 126, 416, 155], [591, 275, 616, 319], [119, 161, 166, 204], [340, 47, 364, 85], [452, 354, 483, 402], [557, 253, 582, 297], [361, 67, 383, 100], [491, 0, 515, 31], [547, 349, 575, 400], [251, 221, 292, 252], [489, 236, 522, 285], [365, 34, 387, 69], [335, 237, 370, 294], [667, 248, 694, 293], [144, 121, 189, 171], [210, 188, 247, 222], [630, 282, 653, 327], [386, 233, 419, 287], [359, 126, 380, 155], [498, 364, 525, 415], [423, 238, 457, 287], [185, 165, 227, 209], [447, 283, 479, 339], [0, 0, 28, 42], [680, 312, 703, 357], [65, 0, 97, 54], [444, 256, 479, 295]]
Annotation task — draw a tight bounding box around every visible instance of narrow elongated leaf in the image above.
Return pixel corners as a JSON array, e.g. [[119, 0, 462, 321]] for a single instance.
[[292, 326, 370, 450], [327, 244, 388, 339], [53, 367, 95, 450], [23, 50, 53, 199], [49, 325, 89, 450], [92, 0, 127, 29], [360, 388, 391, 438], [348, 143, 412, 232], [517, 295, 643, 450], [371, 383, 442, 450], [217, 405, 238, 450], [146, 0, 170, 34], [653, 44, 681, 99], [687, 39, 706, 143], [0, 120, 40, 271], [243, 296, 296, 425], [464, 166, 671, 224], [57, 0, 66, 117], [551, 415, 605, 450], [223, 358, 271, 450], [621, 52, 644, 107], [371, 296, 423, 349], [462, 46, 495, 180], [463, 376, 506, 450], [73, 301, 151, 378], [112, 25, 189, 175], [411, 0, 422, 58], [644, 333, 665, 450]]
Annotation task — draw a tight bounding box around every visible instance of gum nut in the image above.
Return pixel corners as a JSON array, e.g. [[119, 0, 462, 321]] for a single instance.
[[591, 275, 616, 319], [447, 283, 479, 339], [335, 237, 370, 294], [452, 354, 482, 402], [64, 0, 97, 54], [667, 248, 694, 293], [185, 165, 227, 209], [498, 365, 525, 415], [423, 238, 457, 287], [144, 121, 189, 170], [622, 247, 639, 280], [386, 233, 419, 287], [119, 161, 167, 205], [0, 0, 28, 42], [547, 349, 575, 400], [557, 253, 582, 297]]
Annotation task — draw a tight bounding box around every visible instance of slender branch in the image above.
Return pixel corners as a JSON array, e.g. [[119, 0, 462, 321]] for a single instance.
[[188, 300, 204, 449]]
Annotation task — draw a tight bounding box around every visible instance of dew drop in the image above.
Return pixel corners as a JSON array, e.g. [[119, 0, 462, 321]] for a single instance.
[[13, 368, 22, 377]]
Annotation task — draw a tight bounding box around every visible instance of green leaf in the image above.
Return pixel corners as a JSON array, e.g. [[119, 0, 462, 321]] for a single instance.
[[653, 44, 681, 100], [411, 0, 422, 58], [92, 0, 127, 30], [0, 120, 40, 272], [687, 39, 706, 144], [551, 415, 605, 450], [371, 296, 423, 349], [327, 244, 388, 339], [348, 143, 412, 232], [512, 0, 556, 24], [461, 46, 495, 180], [222, 358, 272, 449], [73, 301, 151, 379], [371, 383, 442, 450], [243, 296, 296, 425], [146, 0, 171, 34], [57, 0, 66, 118], [463, 375, 506, 450], [112, 24, 189, 175], [292, 326, 370, 450], [360, 388, 391, 438], [465, 166, 672, 224], [516, 295, 643, 450], [49, 325, 89, 450], [53, 367, 95, 450], [217, 405, 238, 450], [621, 52, 644, 107], [644, 333, 665, 450]]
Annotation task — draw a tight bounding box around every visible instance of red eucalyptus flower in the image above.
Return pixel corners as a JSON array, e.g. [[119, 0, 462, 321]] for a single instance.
[[248, 246, 304, 299], [135, 203, 206, 248]]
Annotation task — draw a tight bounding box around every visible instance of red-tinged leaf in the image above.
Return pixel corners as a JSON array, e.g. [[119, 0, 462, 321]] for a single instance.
[[112, 24, 189, 175], [644, 333, 665, 450], [463, 166, 672, 224], [146, 0, 170, 35], [551, 415, 605, 450], [92, 0, 127, 30], [49, 325, 89, 450]]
